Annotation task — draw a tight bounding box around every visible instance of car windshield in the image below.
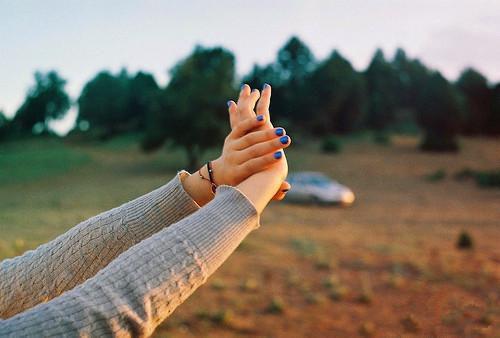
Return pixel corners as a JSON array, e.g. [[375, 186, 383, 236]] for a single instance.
[[308, 176, 331, 187]]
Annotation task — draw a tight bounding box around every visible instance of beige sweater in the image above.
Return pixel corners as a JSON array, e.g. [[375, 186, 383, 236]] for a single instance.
[[0, 171, 260, 337]]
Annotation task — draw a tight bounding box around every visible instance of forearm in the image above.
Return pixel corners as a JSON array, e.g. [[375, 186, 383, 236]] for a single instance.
[[0, 185, 259, 337], [0, 171, 200, 318]]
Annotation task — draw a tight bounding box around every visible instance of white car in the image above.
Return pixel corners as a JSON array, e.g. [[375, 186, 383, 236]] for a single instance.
[[286, 172, 355, 205]]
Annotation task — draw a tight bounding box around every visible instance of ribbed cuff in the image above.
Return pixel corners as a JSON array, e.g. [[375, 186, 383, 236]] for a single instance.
[[125, 171, 201, 241], [176, 185, 260, 275]]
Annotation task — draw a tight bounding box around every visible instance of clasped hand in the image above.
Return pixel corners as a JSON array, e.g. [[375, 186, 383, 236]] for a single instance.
[[182, 84, 291, 214]]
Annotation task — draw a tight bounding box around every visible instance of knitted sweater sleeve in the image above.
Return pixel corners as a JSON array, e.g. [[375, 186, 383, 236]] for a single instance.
[[0, 185, 259, 337], [0, 171, 200, 319]]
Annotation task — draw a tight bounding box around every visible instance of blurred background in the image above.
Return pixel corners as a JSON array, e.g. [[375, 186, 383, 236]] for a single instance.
[[1, 1, 499, 337]]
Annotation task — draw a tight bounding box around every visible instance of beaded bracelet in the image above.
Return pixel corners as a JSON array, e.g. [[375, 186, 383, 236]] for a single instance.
[[198, 161, 218, 193]]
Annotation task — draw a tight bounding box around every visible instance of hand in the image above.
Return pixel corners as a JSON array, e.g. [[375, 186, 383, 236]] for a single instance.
[[210, 114, 291, 186], [227, 84, 290, 200], [181, 92, 291, 206]]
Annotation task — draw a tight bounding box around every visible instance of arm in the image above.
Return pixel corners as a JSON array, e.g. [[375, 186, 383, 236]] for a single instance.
[[0, 171, 200, 319], [0, 184, 260, 337]]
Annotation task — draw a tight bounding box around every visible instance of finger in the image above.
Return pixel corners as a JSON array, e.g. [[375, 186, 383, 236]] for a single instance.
[[272, 181, 291, 201], [235, 135, 291, 164], [238, 84, 251, 100], [236, 83, 250, 119], [227, 100, 238, 129], [256, 83, 271, 121], [239, 88, 260, 120], [272, 191, 286, 200], [230, 115, 266, 139], [248, 89, 261, 113], [239, 150, 285, 176], [233, 127, 286, 150]]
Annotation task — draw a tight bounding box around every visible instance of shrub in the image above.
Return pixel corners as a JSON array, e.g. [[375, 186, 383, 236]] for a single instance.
[[420, 131, 459, 152], [401, 314, 420, 333], [425, 169, 446, 182], [474, 170, 500, 188], [358, 322, 376, 337], [321, 135, 342, 154], [456, 231, 473, 250], [372, 131, 391, 145], [454, 168, 475, 181], [211, 279, 226, 290], [266, 297, 285, 314], [329, 285, 349, 301], [211, 309, 234, 326]]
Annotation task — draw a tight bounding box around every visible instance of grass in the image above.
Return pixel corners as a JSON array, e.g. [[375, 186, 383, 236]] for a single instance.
[[0, 138, 90, 185], [1, 135, 499, 337]]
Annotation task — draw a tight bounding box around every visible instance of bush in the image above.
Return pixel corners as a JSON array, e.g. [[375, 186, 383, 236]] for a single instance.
[[266, 297, 285, 314], [425, 169, 446, 182], [372, 131, 391, 145], [454, 168, 475, 181], [454, 168, 500, 188], [420, 132, 459, 152], [321, 135, 342, 154], [474, 170, 500, 188], [456, 231, 473, 250]]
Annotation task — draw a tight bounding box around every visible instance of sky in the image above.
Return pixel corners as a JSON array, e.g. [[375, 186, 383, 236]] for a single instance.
[[1, 0, 500, 134]]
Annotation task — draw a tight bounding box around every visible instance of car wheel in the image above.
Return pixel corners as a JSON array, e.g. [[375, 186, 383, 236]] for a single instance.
[[310, 195, 321, 204]]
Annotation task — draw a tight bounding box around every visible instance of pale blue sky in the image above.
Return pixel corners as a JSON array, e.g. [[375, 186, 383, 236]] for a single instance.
[[1, 0, 500, 134]]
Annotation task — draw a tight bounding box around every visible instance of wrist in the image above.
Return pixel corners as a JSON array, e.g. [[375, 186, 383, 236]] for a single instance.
[[181, 166, 217, 207], [210, 157, 226, 186]]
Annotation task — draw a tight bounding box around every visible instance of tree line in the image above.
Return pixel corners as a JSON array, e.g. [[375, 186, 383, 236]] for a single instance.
[[1, 36, 499, 167]]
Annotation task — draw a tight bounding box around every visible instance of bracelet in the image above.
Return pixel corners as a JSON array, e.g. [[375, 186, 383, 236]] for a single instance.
[[198, 161, 218, 193]]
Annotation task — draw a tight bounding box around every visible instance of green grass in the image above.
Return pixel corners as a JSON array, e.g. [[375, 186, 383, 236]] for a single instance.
[[0, 139, 90, 185]]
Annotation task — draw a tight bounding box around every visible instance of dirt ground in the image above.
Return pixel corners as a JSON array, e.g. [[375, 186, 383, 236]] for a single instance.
[[153, 136, 500, 338], [1, 135, 498, 337]]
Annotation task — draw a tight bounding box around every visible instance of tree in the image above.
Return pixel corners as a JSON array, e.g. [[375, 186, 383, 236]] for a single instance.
[[488, 83, 500, 135], [364, 49, 399, 130], [0, 110, 10, 141], [272, 36, 316, 125], [128, 71, 159, 130], [142, 46, 236, 170], [416, 71, 463, 152], [77, 69, 131, 139], [12, 71, 70, 135], [308, 50, 366, 134], [456, 68, 493, 135]]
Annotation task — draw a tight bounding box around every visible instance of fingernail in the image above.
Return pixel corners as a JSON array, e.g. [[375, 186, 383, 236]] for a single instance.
[[274, 151, 282, 159], [275, 128, 284, 136], [280, 136, 289, 144], [227, 101, 232, 107], [282, 188, 290, 193], [263, 83, 270, 90], [240, 84, 246, 91], [257, 114, 264, 121]]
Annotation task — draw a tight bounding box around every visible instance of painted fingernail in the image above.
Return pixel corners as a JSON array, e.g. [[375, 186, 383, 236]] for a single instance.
[[280, 136, 289, 144], [257, 114, 264, 121], [263, 83, 270, 90], [274, 151, 282, 159], [240, 84, 246, 91], [275, 128, 284, 136], [227, 101, 232, 107]]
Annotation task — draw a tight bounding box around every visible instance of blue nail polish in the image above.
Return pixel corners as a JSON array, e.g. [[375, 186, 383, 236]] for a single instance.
[[274, 151, 282, 159], [257, 115, 264, 121], [263, 83, 270, 90], [275, 128, 284, 136], [240, 84, 246, 91], [227, 101, 231, 107], [280, 136, 289, 144]]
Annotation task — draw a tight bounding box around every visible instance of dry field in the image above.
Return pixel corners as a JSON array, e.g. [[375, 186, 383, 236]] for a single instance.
[[1, 135, 499, 337]]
